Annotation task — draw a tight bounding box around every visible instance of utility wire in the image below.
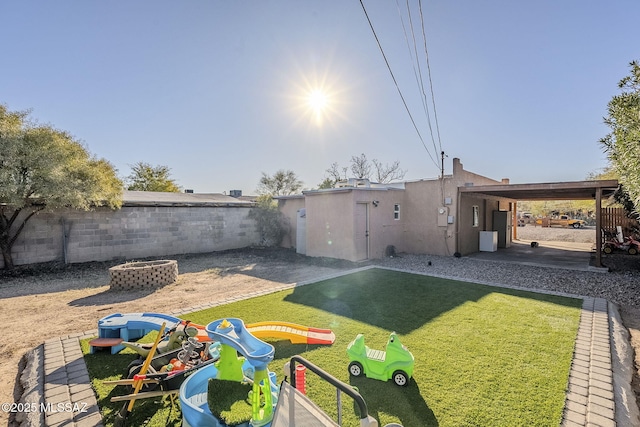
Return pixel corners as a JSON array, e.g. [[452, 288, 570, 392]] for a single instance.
[[358, 0, 439, 169], [397, 0, 440, 161], [418, 0, 444, 154]]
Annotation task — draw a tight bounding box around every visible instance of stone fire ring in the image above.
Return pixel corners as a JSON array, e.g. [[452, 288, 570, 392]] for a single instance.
[[109, 259, 178, 290]]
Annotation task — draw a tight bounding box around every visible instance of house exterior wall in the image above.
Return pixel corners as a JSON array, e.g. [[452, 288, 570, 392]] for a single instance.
[[362, 189, 406, 259], [400, 179, 454, 255], [304, 190, 357, 260], [458, 195, 500, 254], [278, 158, 511, 261], [385, 158, 506, 257], [1, 205, 259, 268], [451, 158, 514, 255]]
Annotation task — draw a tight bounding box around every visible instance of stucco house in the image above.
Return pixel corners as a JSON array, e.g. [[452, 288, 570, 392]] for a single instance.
[[277, 158, 517, 262]]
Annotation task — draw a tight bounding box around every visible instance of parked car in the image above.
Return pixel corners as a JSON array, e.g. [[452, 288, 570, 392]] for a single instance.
[[536, 215, 585, 228]]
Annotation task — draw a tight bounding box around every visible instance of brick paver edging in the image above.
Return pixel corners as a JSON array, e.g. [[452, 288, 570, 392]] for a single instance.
[[39, 266, 620, 426], [562, 298, 616, 427]]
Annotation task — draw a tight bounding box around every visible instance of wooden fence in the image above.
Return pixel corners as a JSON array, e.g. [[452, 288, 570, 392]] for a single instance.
[[600, 207, 640, 235]]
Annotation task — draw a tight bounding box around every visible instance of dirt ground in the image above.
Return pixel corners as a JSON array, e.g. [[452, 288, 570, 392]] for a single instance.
[[0, 249, 357, 426], [0, 246, 639, 426]]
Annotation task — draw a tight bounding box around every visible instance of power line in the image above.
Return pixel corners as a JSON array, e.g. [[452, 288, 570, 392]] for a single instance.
[[358, 0, 439, 169], [396, 0, 440, 162], [418, 0, 444, 154]]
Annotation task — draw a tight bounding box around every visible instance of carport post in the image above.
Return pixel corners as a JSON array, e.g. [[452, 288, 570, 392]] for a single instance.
[[512, 207, 518, 241], [595, 187, 602, 268]]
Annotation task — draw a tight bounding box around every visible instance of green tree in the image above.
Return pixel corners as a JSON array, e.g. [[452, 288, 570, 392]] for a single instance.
[[0, 104, 122, 268], [587, 167, 636, 212], [600, 60, 640, 214], [257, 169, 302, 196], [126, 162, 180, 192], [248, 195, 288, 246]]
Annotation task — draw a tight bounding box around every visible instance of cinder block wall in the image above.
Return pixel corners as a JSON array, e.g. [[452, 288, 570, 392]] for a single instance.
[[2, 205, 259, 268]]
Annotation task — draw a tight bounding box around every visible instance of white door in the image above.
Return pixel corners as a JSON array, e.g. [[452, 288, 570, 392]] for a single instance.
[[355, 203, 369, 261]]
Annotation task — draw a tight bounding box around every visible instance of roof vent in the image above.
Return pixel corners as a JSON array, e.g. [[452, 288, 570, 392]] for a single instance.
[[229, 190, 242, 198], [336, 178, 371, 188]]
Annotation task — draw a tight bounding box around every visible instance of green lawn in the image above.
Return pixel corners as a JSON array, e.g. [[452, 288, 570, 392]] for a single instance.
[[83, 268, 582, 427]]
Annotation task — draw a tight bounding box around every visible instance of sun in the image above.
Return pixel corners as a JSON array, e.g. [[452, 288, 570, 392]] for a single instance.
[[286, 71, 347, 129], [307, 89, 329, 113]]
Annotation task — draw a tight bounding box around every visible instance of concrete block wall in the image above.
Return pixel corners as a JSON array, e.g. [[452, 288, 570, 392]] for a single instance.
[[1, 205, 259, 268]]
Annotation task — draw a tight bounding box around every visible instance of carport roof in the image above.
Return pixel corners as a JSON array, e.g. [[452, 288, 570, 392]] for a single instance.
[[458, 179, 619, 201]]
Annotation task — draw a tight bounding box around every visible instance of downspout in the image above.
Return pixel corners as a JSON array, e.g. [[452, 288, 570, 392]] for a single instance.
[[455, 188, 461, 255], [512, 204, 518, 241]]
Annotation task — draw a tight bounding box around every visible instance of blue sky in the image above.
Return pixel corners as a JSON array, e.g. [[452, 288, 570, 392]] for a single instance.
[[1, 1, 638, 194]]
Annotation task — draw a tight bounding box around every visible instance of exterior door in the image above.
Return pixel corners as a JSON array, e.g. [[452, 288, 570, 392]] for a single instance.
[[355, 203, 369, 261]]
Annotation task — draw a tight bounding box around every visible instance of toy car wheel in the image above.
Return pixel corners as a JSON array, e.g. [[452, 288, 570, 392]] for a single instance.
[[603, 245, 613, 254], [348, 362, 363, 377], [628, 245, 638, 255], [392, 370, 409, 387], [572, 223, 581, 229]]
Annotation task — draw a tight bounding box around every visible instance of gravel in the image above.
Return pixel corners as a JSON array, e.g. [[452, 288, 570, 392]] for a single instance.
[[2, 226, 637, 310], [375, 225, 640, 310]]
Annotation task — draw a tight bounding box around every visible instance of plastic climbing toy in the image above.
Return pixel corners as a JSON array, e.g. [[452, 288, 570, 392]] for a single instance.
[[179, 318, 279, 427]]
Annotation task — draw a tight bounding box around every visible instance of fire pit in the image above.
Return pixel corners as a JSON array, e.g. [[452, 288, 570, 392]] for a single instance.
[[109, 260, 178, 290]]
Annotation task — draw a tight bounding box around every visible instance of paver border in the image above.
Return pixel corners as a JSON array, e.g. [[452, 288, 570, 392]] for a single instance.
[[35, 266, 629, 426]]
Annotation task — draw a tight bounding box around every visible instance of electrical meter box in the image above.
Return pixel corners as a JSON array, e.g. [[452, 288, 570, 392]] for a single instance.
[[437, 207, 448, 227]]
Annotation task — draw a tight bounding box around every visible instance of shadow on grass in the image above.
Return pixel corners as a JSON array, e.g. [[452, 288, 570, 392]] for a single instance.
[[350, 376, 438, 427], [284, 269, 490, 334], [84, 347, 182, 427], [270, 340, 328, 361], [284, 268, 581, 334]]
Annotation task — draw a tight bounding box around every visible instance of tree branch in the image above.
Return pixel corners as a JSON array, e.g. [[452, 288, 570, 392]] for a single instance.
[[7, 207, 44, 247]]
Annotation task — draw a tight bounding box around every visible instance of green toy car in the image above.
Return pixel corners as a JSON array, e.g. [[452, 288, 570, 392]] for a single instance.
[[347, 332, 415, 387]]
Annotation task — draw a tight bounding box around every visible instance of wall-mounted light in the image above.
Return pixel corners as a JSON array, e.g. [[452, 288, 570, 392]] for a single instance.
[[372, 200, 379, 207]]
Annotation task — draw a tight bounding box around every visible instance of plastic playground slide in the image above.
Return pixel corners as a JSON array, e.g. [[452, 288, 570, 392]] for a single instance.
[[98, 312, 181, 336], [97, 312, 181, 353], [246, 321, 336, 345], [97, 312, 335, 355], [206, 318, 275, 370]]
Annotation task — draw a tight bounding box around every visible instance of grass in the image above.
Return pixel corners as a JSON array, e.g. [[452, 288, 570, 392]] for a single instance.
[[207, 380, 253, 425], [83, 268, 582, 427]]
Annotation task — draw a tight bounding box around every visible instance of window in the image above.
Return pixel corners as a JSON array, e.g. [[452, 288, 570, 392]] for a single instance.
[[394, 204, 400, 220], [472, 205, 479, 227]]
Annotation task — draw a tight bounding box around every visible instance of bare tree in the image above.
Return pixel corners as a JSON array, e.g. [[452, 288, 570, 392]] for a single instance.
[[326, 162, 348, 182], [372, 159, 407, 183], [318, 154, 408, 189], [350, 153, 372, 179]]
